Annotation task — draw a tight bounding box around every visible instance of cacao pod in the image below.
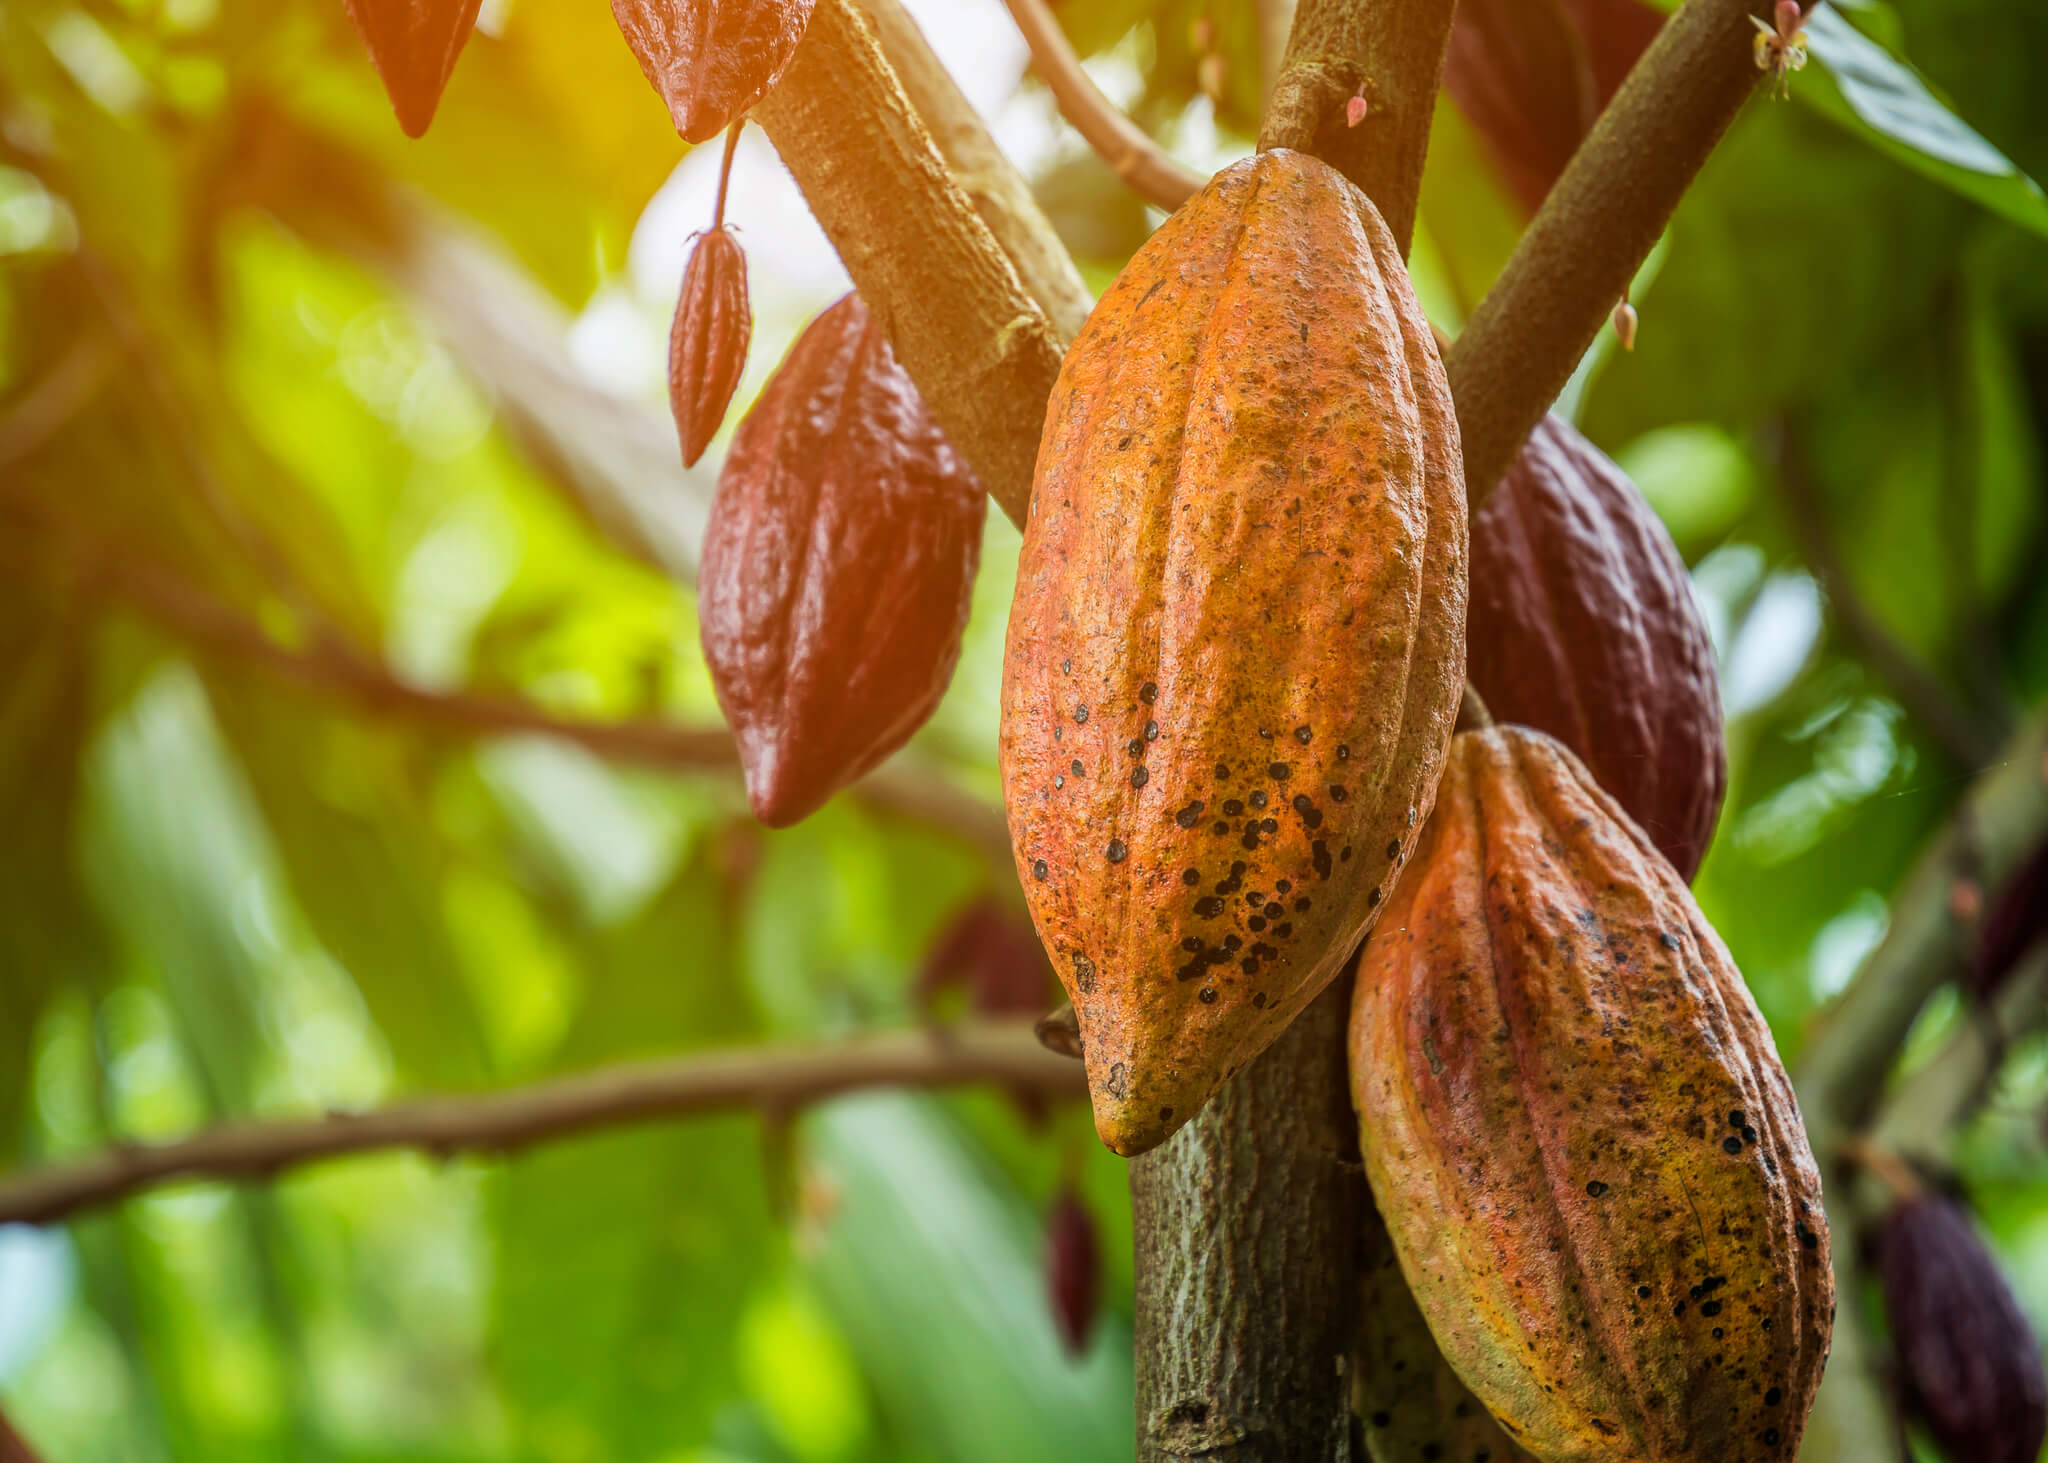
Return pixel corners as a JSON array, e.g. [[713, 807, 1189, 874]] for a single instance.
[[1879, 1194, 2048, 1463], [1973, 837, 2048, 1002], [916, 897, 1057, 1020], [1351, 725, 1832, 1463], [1445, 0, 1666, 211], [669, 226, 752, 467], [701, 292, 984, 827], [1467, 413, 1725, 880], [1356, 1199, 1536, 1463], [1046, 1183, 1102, 1356], [1001, 149, 1468, 1157], [611, 0, 818, 144], [342, 0, 483, 138]]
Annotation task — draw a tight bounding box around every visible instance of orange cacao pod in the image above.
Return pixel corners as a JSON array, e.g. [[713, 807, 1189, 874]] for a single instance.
[[1350, 725, 1832, 1463], [1468, 414, 1725, 880], [1879, 1194, 2048, 1463], [669, 226, 751, 467], [612, 0, 817, 144], [343, 0, 483, 138], [1356, 1200, 1535, 1463], [1001, 149, 1468, 1157], [702, 292, 984, 826]]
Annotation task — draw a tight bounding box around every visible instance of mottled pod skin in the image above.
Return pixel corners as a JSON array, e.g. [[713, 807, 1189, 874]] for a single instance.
[[1001, 150, 1468, 1158], [1351, 726, 1832, 1463], [343, 0, 484, 138], [1879, 1195, 2048, 1463], [701, 292, 984, 827], [1468, 414, 1725, 880], [669, 227, 752, 467], [611, 0, 817, 143], [1356, 1200, 1535, 1463]]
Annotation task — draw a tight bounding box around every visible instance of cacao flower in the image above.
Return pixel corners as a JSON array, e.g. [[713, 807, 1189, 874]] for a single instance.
[[1879, 1194, 2047, 1463], [1002, 149, 1467, 1158], [701, 292, 984, 827], [915, 897, 1056, 1020], [1045, 1184, 1101, 1356], [669, 130, 752, 467], [1972, 838, 2048, 1002], [342, 0, 484, 138], [1352, 725, 1832, 1463], [1466, 412, 1726, 880], [1444, 0, 1666, 211], [1356, 1199, 1535, 1463], [611, 0, 818, 144]]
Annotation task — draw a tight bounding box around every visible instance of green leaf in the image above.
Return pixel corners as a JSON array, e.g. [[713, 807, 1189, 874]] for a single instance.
[[1801, 8, 2048, 237]]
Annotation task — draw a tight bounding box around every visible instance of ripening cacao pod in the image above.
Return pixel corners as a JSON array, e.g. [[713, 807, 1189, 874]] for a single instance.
[[1467, 413, 1725, 880], [701, 292, 984, 826], [1045, 1184, 1101, 1356], [611, 0, 818, 143], [1001, 149, 1468, 1157], [916, 897, 1057, 1020], [669, 226, 751, 466], [1879, 1194, 2048, 1463], [1973, 837, 2048, 1003], [343, 0, 483, 137], [1351, 725, 1832, 1463], [1356, 1199, 1535, 1463]]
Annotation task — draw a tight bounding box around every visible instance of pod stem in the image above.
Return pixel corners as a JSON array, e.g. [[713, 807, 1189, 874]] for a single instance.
[[711, 119, 744, 231], [1840, 1134, 1928, 1204], [1456, 682, 1495, 732]]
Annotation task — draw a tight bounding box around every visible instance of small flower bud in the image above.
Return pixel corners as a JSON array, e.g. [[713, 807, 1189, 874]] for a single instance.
[[1346, 93, 1369, 128], [1611, 300, 1639, 352]]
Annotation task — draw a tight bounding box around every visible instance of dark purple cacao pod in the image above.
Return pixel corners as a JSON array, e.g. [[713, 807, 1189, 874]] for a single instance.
[[669, 227, 751, 467], [916, 897, 1057, 1020], [1467, 413, 1726, 880], [611, 0, 818, 144], [1444, 0, 1665, 211], [1974, 838, 2048, 1003], [1045, 1185, 1101, 1356], [701, 292, 985, 827], [1880, 1194, 2048, 1463], [342, 0, 483, 138]]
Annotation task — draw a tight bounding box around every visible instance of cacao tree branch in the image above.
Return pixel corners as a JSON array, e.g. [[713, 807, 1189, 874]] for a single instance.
[[1256, 0, 1301, 107], [1000, 0, 1207, 213], [856, 0, 1095, 340], [753, 0, 1066, 527], [0, 1022, 1085, 1227], [0, 1410, 39, 1463], [1445, 0, 1826, 505], [1257, 0, 1460, 253], [1778, 423, 2003, 771]]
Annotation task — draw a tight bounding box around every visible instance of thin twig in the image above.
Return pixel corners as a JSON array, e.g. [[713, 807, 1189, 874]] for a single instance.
[[1001, 0, 1205, 213], [0, 335, 113, 466], [0, 1410, 39, 1463], [1777, 422, 2001, 770], [1445, 0, 1828, 506], [0, 1022, 1085, 1226]]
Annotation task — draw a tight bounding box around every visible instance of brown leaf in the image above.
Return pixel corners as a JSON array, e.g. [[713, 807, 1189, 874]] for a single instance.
[[342, 0, 485, 138], [700, 292, 984, 827], [610, 0, 819, 144], [668, 227, 752, 466]]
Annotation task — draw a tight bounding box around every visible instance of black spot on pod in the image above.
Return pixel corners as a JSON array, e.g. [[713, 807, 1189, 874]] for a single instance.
[[1661, 932, 1684, 950], [1105, 839, 1128, 864], [1198, 986, 1218, 1004], [1074, 704, 1088, 723], [1251, 992, 1267, 1010], [1261, 818, 1278, 833], [1181, 935, 1202, 951], [1224, 799, 1245, 816], [1176, 801, 1205, 828], [1337, 744, 1351, 761], [1723, 1136, 1744, 1155], [1328, 785, 1347, 803], [1145, 721, 1159, 741], [1071, 954, 1096, 994], [1276, 879, 1291, 893], [1268, 762, 1291, 780], [1386, 838, 1401, 860], [1182, 868, 1201, 886], [1313, 841, 1333, 880], [1033, 860, 1048, 880], [1195, 896, 1225, 917], [1249, 790, 1268, 810], [1072, 760, 1085, 778], [1131, 767, 1149, 789], [1368, 886, 1381, 907], [1294, 726, 1311, 744], [1264, 902, 1283, 918], [1104, 1061, 1128, 1098], [1061, 659, 1072, 674], [1586, 1180, 1609, 1198], [1214, 762, 1230, 780], [1140, 682, 1158, 703], [1127, 738, 1144, 758]]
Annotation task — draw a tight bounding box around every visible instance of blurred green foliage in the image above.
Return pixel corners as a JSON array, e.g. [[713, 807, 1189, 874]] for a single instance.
[[0, 0, 2045, 1459]]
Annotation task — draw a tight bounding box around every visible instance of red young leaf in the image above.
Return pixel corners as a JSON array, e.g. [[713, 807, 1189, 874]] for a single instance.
[[700, 292, 985, 827], [669, 228, 752, 466], [915, 898, 1056, 1020], [611, 0, 819, 144], [342, 0, 484, 139], [1443, 0, 1665, 211], [1045, 1185, 1101, 1357]]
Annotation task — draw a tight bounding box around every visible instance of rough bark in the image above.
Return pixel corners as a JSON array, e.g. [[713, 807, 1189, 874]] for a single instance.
[[1131, 980, 1366, 1462]]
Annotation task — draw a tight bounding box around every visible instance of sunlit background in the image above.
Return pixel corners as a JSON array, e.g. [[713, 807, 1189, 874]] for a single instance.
[[2, 0, 2047, 1458]]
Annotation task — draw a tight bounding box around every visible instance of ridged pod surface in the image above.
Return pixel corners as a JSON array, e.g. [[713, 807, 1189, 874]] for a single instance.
[[1351, 726, 1832, 1463], [669, 227, 752, 467], [1468, 414, 1725, 880], [343, 0, 483, 137], [1001, 148, 1468, 1157], [1356, 1201, 1535, 1463], [701, 292, 984, 827], [1879, 1194, 2047, 1463]]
